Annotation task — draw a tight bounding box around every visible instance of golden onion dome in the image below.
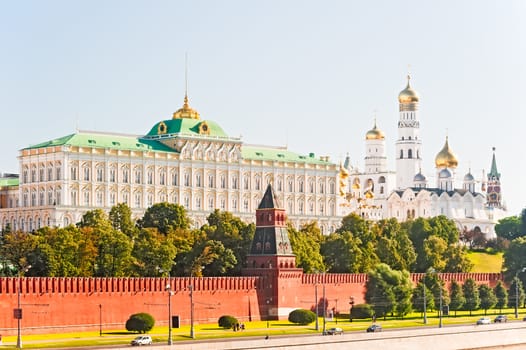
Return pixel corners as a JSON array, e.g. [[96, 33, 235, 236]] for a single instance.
[[398, 75, 420, 104], [173, 94, 200, 120], [435, 137, 458, 168], [365, 121, 385, 140]]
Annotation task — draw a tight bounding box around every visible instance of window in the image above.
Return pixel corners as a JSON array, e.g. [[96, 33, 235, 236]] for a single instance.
[[96, 192, 103, 206], [110, 169, 116, 182], [243, 199, 249, 211], [329, 182, 335, 194], [232, 177, 238, 189], [184, 173, 190, 186], [39, 190, 44, 206], [48, 190, 53, 205], [83, 192, 90, 206], [196, 197, 201, 209], [110, 193, 116, 206], [83, 167, 90, 181], [277, 179, 282, 191], [134, 194, 141, 207], [171, 172, 178, 186], [23, 170, 28, 183], [309, 182, 314, 193], [408, 149, 413, 159], [55, 190, 61, 205], [31, 191, 36, 206], [135, 170, 142, 184], [288, 180, 293, 192], [56, 167, 61, 180], [319, 182, 324, 194], [232, 199, 237, 210], [298, 180, 304, 193], [71, 191, 77, 206], [244, 177, 249, 190], [147, 194, 153, 207], [122, 193, 129, 205], [39, 167, 45, 182], [123, 169, 129, 183], [298, 201, 304, 214], [208, 174, 214, 188], [71, 167, 77, 181], [148, 171, 153, 185], [209, 197, 214, 209], [160, 172, 165, 185], [221, 176, 226, 189], [184, 196, 189, 208], [31, 168, 36, 182], [400, 150, 404, 159], [196, 174, 202, 187], [220, 199, 226, 210], [255, 178, 260, 190], [97, 168, 104, 182]]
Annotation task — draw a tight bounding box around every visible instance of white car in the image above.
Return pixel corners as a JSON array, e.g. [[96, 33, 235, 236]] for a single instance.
[[131, 335, 152, 346], [476, 317, 491, 325]]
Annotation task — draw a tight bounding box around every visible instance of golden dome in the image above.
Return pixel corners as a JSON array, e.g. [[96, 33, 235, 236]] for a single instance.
[[173, 94, 200, 120], [398, 75, 420, 104], [435, 137, 458, 168], [365, 121, 385, 140]]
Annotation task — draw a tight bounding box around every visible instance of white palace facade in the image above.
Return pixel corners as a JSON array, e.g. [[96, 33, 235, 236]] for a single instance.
[[0, 76, 507, 237]]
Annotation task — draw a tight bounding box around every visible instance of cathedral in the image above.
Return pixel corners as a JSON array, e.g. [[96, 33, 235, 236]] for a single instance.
[[0, 75, 506, 237], [338, 76, 506, 238]]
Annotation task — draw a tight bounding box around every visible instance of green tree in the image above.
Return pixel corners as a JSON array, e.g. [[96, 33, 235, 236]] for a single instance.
[[507, 277, 525, 309], [494, 280, 508, 312], [375, 218, 416, 271], [462, 278, 480, 315], [495, 216, 522, 241], [411, 280, 434, 313], [444, 244, 473, 272], [138, 202, 191, 234], [0, 230, 38, 274], [423, 236, 447, 272], [288, 222, 324, 273], [449, 280, 465, 316], [109, 203, 137, 237], [321, 231, 376, 273], [365, 263, 413, 319], [125, 313, 155, 333], [196, 240, 237, 277], [131, 228, 178, 277], [503, 237, 526, 282], [202, 210, 254, 275], [478, 284, 497, 315], [77, 209, 110, 229], [93, 227, 134, 277]]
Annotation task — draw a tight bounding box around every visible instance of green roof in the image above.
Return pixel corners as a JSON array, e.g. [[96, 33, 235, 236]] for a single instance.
[[242, 146, 331, 165], [0, 177, 19, 187], [145, 119, 229, 139], [24, 132, 173, 152]]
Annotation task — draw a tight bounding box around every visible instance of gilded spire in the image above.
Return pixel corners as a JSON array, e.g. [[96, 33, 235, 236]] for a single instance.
[[435, 136, 458, 168]]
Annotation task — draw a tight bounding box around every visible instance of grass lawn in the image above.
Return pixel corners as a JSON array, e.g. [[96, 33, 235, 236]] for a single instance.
[[467, 250, 503, 273], [1, 308, 525, 349]]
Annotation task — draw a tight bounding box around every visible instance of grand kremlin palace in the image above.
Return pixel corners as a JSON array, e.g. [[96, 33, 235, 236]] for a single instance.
[[0, 77, 507, 236]]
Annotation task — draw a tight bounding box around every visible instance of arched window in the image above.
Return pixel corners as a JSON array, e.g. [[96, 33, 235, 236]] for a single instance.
[[408, 149, 413, 159], [400, 150, 404, 159]]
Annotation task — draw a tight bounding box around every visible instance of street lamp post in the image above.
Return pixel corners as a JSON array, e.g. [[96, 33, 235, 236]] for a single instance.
[[16, 265, 31, 349], [314, 283, 319, 331], [439, 284, 443, 328], [514, 268, 526, 319], [189, 284, 194, 339], [165, 283, 173, 346], [423, 279, 427, 325], [349, 296, 355, 322], [322, 278, 326, 334], [99, 304, 102, 336]]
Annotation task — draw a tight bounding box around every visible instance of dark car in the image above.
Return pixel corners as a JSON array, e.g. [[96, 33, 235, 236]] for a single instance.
[[366, 324, 382, 332], [325, 327, 343, 335], [494, 315, 507, 323]]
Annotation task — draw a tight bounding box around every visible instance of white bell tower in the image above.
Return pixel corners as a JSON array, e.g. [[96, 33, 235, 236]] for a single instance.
[[395, 75, 422, 189]]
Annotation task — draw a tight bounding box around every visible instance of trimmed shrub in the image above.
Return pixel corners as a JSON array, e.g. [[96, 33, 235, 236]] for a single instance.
[[125, 313, 155, 333], [288, 309, 316, 325], [218, 315, 238, 329], [350, 303, 374, 319]]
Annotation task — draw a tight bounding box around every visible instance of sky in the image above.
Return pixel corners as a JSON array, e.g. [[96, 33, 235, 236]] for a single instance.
[[1, 1, 524, 215]]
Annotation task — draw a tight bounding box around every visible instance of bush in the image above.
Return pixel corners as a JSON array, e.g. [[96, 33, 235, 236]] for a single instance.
[[288, 309, 316, 325], [218, 315, 238, 329], [350, 304, 374, 319], [125, 313, 155, 333]]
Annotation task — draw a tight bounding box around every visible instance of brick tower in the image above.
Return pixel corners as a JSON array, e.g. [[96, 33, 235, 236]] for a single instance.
[[243, 184, 303, 320]]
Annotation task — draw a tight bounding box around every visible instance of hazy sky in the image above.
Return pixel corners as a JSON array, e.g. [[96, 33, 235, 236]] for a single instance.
[[1, 1, 524, 215]]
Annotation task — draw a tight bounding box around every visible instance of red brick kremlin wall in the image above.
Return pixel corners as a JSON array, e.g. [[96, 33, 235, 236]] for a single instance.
[[0, 272, 502, 336]]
